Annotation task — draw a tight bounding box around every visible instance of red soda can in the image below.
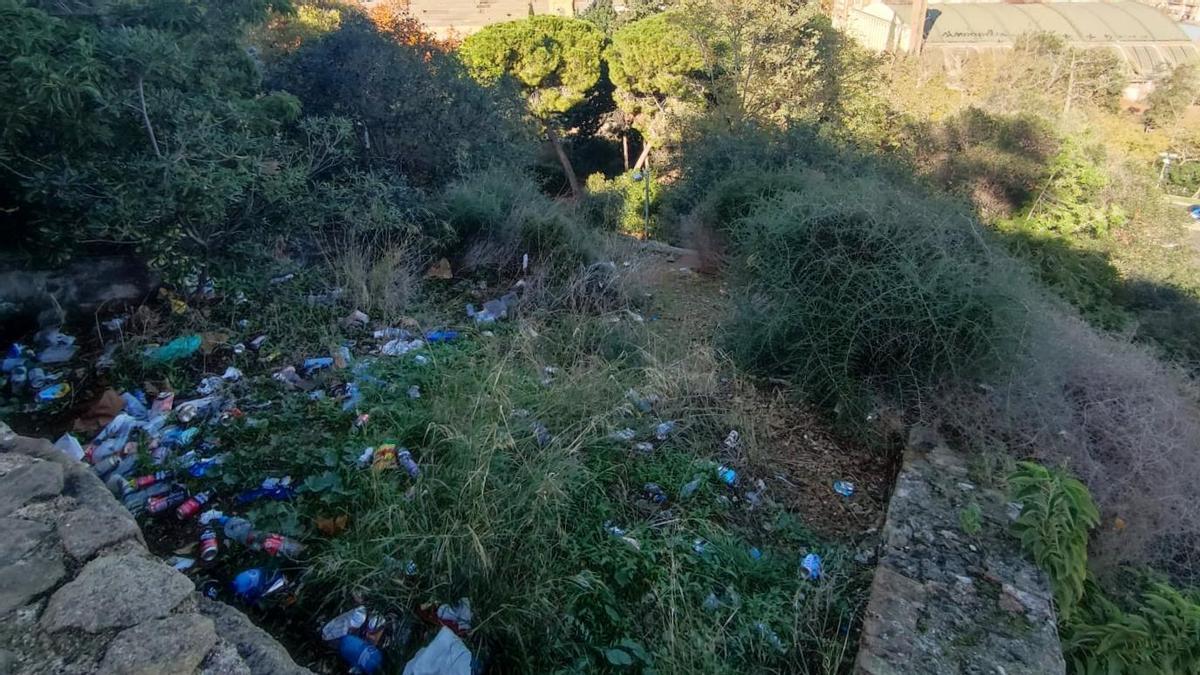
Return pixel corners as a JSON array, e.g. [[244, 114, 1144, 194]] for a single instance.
[[126, 471, 172, 493], [147, 488, 187, 514], [199, 528, 219, 562], [176, 491, 213, 520]]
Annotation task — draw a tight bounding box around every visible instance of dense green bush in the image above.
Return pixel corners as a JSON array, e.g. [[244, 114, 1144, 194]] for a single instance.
[[441, 168, 598, 275], [719, 166, 1027, 417], [581, 172, 660, 236]]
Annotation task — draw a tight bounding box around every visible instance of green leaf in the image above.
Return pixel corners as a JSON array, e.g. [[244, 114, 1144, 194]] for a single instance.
[[603, 648, 633, 666]]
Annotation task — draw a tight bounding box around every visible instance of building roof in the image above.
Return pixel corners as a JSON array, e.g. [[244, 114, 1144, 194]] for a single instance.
[[887, 2, 1199, 75]]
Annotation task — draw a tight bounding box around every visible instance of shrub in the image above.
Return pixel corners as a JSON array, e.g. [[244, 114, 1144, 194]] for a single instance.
[[1009, 461, 1099, 619], [581, 172, 660, 236], [441, 168, 599, 276], [720, 168, 1027, 420]]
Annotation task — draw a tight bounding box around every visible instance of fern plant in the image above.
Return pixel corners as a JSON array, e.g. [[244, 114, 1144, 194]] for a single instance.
[[1008, 461, 1100, 619], [1066, 580, 1200, 674]]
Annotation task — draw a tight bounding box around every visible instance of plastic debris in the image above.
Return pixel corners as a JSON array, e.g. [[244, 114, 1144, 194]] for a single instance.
[[145, 335, 202, 364], [176, 490, 214, 520], [35, 329, 77, 364], [414, 354, 431, 366], [424, 330, 459, 344], [407, 385, 422, 399], [222, 516, 305, 558], [633, 441, 654, 454], [199, 528, 220, 561], [339, 635, 384, 674], [235, 476, 295, 504], [643, 483, 668, 505], [531, 421, 552, 447], [36, 383, 71, 403], [754, 622, 786, 653], [397, 449, 421, 478], [692, 538, 711, 556], [269, 273, 295, 285], [402, 627, 473, 675], [466, 292, 517, 325], [654, 421, 676, 441], [801, 553, 822, 581], [680, 475, 703, 499], [625, 389, 660, 413], [304, 357, 334, 374], [716, 464, 737, 486], [147, 487, 189, 515], [54, 433, 84, 461], [381, 338, 424, 356], [722, 430, 741, 450], [609, 428, 637, 442], [749, 547, 763, 561], [232, 567, 290, 604], [167, 556, 196, 572], [322, 606, 369, 642], [222, 366, 243, 382], [833, 480, 855, 498], [435, 598, 473, 635]]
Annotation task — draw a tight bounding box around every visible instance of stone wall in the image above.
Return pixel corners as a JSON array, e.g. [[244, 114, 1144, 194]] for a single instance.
[[854, 428, 1066, 674], [0, 425, 311, 675]]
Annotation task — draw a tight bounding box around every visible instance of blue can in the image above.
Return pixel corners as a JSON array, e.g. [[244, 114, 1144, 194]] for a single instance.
[[338, 635, 383, 674]]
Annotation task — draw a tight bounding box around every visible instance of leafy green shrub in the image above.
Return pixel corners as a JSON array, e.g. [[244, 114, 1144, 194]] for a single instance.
[[720, 168, 1026, 419], [1009, 461, 1100, 619], [1066, 579, 1200, 674], [581, 172, 660, 236], [441, 168, 598, 274]]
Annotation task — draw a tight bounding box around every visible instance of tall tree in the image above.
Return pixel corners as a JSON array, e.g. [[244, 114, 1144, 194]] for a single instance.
[[607, 11, 707, 170], [459, 15, 604, 198]]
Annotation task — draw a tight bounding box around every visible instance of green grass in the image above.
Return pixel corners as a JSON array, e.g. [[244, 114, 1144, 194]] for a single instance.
[[122, 272, 870, 673]]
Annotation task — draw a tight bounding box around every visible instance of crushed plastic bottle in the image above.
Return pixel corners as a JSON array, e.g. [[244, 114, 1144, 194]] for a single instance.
[[381, 338, 424, 356], [716, 464, 737, 486], [723, 430, 741, 450], [633, 442, 654, 454], [407, 385, 421, 399], [654, 421, 676, 441], [466, 293, 516, 324], [397, 449, 421, 479], [322, 606, 369, 642], [339, 635, 383, 674], [801, 553, 822, 581], [424, 330, 459, 343], [680, 475, 703, 499], [833, 480, 855, 498], [235, 476, 294, 504], [304, 357, 334, 374], [123, 471, 173, 495], [609, 428, 637, 442], [147, 487, 189, 515]]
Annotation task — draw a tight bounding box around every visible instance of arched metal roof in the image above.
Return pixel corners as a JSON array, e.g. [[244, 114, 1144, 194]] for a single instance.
[[889, 2, 1200, 75]]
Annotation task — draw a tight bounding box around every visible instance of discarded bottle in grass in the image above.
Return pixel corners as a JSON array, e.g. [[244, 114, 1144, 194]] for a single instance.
[[333, 346, 352, 369], [222, 517, 304, 558], [380, 338, 424, 356], [407, 385, 421, 399], [413, 354, 430, 366], [749, 547, 763, 561], [147, 487, 188, 515], [231, 567, 289, 604], [199, 528, 220, 562], [723, 430, 741, 450], [692, 538, 711, 556], [151, 391, 175, 417], [176, 396, 218, 424], [633, 442, 654, 454], [176, 490, 214, 520], [801, 553, 822, 581], [304, 357, 334, 374], [680, 476, 703, 499], [184, 454, 227, 478], [643, 483, 668, 505], [833, 480, 855, 498], [609, 428, 637, 442], [373, 327, 412, 340], [397, 449, 421, 479], [716, 465, 737, 486], [754, 622, 786, 653], [424, 330, 459, 343], [321, 606, 368, 642], [235, 477, 294, 504], [338, 635, 383, 674]]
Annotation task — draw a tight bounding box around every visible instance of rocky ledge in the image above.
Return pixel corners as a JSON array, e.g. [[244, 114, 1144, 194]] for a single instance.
[[0, 424, 311, 675], [854, 428, 1066, 675]]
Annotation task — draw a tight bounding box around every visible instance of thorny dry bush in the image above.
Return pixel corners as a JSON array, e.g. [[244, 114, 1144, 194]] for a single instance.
[[939, 300, 1200, 584]]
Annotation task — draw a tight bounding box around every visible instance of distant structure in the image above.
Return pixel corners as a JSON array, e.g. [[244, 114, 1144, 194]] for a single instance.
[[838, 1, 1200, 95], [1145, 0, 1198, 23], [394, 0, 621, 37]]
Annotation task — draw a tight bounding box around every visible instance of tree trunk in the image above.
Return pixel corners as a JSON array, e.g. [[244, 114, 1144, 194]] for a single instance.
[[633, 142, 652, 173], [546, 126, 582, 199]]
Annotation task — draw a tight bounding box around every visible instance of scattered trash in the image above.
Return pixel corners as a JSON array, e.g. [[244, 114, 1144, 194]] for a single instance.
[[381, 338, 424, 356], [54, 433, 84, 461], [35, 328, 77, 364], [167, 556, 196, 572], [643, 483, 668, 505], [749, 547, 763, 561], [692, 538, 711, 556], [342, 310, 370, 329], [339, 635, 384, 674], [654, 421, 676, 441], [754, 621, 786, 653], [232, 567, 290, 604], [222, 516, 305, 558], [249, 334, 269, 351], [407, 385, 421, 399], [35, 382, 71, 403], [397, 449, 421, 479], [680, 475, 703, 499], [146, 487, 189, 515], [833, 480, 855, 498], [604, 521, 641, 550], [632, 442, 654, 454], [235, 477, 295, 504], [402, 627, 473, 675], [176, 490, 214, 520], [609, 428, 637, 442], [531, 421, 552, 447], [413, 355, 431, 366], [466, 292, 517, 325], [269, 273, 295, 285], [199, 528, 220, 561], [722, 430, 740, 450], [425, 330, 459, 344], [322, 605, 369, 641], [800, 553, 822, 581], [145, 335, 202, 364], [434, 598, 473, 635], [716, 464, 737, 486], [303, 357, 334, 374]]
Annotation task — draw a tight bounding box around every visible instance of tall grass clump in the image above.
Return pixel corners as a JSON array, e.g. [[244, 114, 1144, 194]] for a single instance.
[[719, 169, 1029, 420], [441, 168, 599, 277]]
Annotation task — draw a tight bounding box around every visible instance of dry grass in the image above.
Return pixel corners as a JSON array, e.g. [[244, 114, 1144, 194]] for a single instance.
[[321, 231, 423, 324], [937, 300, 1200, 583]]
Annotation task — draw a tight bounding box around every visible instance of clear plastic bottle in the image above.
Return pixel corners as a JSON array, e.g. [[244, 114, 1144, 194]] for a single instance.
[[222, 517, 304, 558]]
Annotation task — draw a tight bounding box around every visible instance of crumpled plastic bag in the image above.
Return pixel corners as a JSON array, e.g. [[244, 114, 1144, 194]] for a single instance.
[[402, 627, 472, 675]]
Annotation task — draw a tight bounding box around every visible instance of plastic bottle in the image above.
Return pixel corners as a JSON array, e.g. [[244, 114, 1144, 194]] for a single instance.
[[222, 517, 304, 558], [397, 449, 421, 479], [124, 471, 173, 495], [338, 635, 383, 674], [147, 487, 189, 515], [231, 567, 288, 604], [716, 465, 737, 486], [321, 606, 368, 642]]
